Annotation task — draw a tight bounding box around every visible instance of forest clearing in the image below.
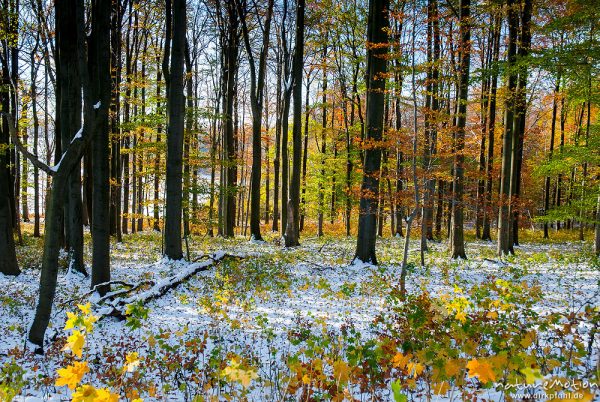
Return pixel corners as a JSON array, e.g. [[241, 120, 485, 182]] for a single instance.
[[0, 0, 599, 400], [1, 227, 598, 400]]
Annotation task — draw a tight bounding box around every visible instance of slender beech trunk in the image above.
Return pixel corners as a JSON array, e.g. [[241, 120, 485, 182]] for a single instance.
[[237, 0, 275, 242], [481, 14, 501, 241], [283, 0, 305, 247], [510, 0, 532, 247], [450, 0, 470, 259], [544, 74, 560, 238], [318, 45, 327, 237], [498, 0, 518, 256]]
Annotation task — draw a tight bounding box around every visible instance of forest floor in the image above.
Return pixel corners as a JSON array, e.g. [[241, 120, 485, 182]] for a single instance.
[[1, 226, 599, 401]]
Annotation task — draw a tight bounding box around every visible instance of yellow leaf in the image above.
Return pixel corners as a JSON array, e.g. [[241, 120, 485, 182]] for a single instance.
[[455, 310, 467, 323], [406, 362, 425, 378], [95, 388, 120, 402], [78, 303, 92, 315], [444, 359, 461, 378], [72, 384, 97, 402], [433, 381, 450, 395], [124, 351, 141, 372], [222, 359, 258, 389], [62, 330, 85, 358], [64, 312, 78, 330], [486, 311, 498, 320], [302, 374, 311, 384], [55, 361, 89, 390], [392, 352, 411, 369], [466, 359, 496, 384], [520, 367, 542, 384], [332, 360, 351, 385], [520, 331, 536, 348]]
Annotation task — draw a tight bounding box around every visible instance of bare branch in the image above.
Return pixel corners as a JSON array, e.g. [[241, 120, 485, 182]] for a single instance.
[[0, 111, 55, 176]]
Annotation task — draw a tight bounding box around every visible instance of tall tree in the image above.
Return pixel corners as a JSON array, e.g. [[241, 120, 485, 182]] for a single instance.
[[164, 0, 186, 260], [283, 0, 305, 247], [353, 0, 389, 263], [237, 0, 275, 242], [449, 0, 471, 259], [497, 0, 519, 256], [89, 0, 112, 295], [510, 0, 532, 247], [57, 0, 86, 275], [216, 1, 240, 238], [25, 0, 100, 349]]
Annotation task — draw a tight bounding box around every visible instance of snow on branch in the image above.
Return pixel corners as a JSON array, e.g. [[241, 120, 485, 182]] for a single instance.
[[96, 252, 243, 320]]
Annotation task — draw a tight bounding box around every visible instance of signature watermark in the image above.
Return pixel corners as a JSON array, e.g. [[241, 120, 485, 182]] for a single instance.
[[501, 379, 598, 400]]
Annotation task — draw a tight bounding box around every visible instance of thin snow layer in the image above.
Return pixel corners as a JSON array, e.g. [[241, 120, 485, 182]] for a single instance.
[[1, 236, 598, 401]]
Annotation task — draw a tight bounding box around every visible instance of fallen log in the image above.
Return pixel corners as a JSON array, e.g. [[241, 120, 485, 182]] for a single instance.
[[96, 252, 241, 320]]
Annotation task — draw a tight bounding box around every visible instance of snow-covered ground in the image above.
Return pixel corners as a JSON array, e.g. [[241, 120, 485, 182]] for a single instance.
[[1, 233, 598, 401]]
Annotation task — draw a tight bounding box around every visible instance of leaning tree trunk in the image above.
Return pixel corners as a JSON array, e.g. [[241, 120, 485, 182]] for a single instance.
[[354, 0, 389, 264], [164, 0, 186, 260]]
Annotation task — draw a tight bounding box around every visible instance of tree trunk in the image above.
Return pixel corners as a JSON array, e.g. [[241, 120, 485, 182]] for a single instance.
[[354, 0, 389, 263], [89, 0, 112, 296], [449, 0, 470, 260], [497, 0, 518, 256], [283, 0, 305, 247], [510, 0, 532, 247], [57, 0, 86, 275], [544, 74, 560, 238], [481, 14, 501, 242], [238, 0, 275, 242], [31, 51, 41, 238], [164, 0, 186, 260], [318, 46, 327, 237], [109, 0, 122, 242]]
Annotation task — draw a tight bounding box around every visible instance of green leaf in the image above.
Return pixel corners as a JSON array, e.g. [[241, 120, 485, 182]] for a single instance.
[[391, 379, 407, 402]]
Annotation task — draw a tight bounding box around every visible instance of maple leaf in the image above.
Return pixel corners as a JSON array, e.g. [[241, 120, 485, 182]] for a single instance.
[[520, 367, 542, 384], [77, 303, 92, 315], [72, 384, 97, 402], [466, 359, 496, 384], [392, 352, 411, 369], [124, 351, 141, 373], [55, 361, 89, 390], [95, 388, 120, 402], [64, 312, 78, 330], [62, 330, 85, 358], [486, 310, 499, 320], [444, 359, 462, 378], [222, 359, 258, 388], [406, 362, 425, 378], [332, 360, 351, 385]]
